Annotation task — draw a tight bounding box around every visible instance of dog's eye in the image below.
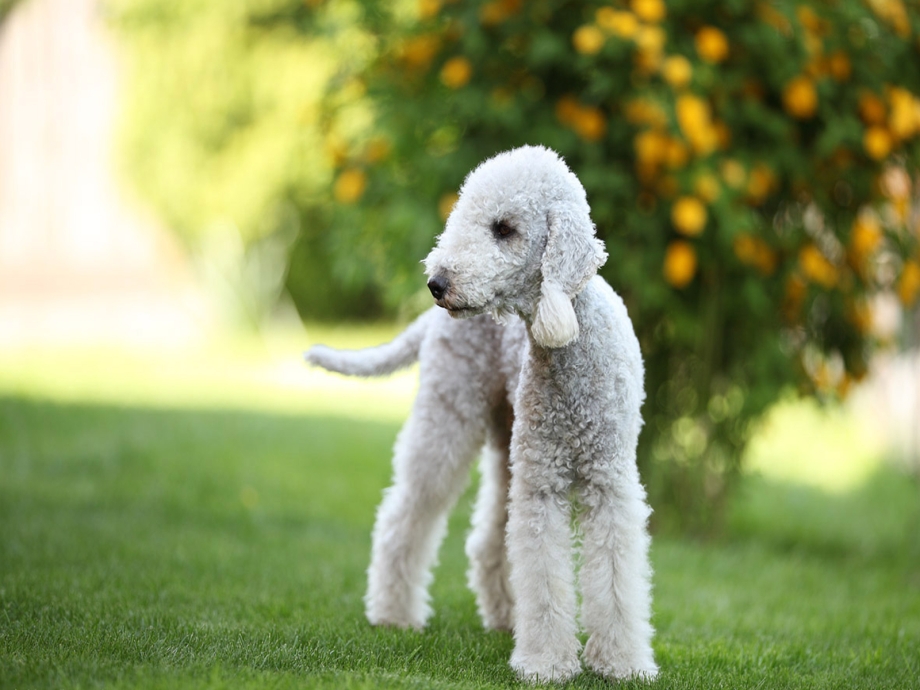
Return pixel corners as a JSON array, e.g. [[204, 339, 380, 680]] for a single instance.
[[491, 220, 516, 239]]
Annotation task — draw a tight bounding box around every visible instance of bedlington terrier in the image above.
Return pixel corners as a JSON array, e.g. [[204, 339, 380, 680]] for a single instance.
[[305, 145, 657, 683]]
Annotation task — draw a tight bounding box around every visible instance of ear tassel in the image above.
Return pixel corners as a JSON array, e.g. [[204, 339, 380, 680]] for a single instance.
[[531, 281, 579, 348]]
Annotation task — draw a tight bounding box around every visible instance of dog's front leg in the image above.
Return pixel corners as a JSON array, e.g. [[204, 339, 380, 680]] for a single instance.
[[578, 467, 658, 680], [506, 454, 581, 683]]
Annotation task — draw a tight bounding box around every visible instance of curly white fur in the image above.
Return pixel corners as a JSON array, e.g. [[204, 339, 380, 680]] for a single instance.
[[305, 145, 657, 683], [307, 310, 523, 632]]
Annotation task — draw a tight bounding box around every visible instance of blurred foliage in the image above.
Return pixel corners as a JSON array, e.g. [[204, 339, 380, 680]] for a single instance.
[[319, 0, 920, 532], [110, 0, 920, 531], [106, 0, 382, 321], [0, 0, 21, 23]]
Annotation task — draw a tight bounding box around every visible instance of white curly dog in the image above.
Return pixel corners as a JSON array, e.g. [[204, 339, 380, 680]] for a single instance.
[[306, 146, 657, 682]]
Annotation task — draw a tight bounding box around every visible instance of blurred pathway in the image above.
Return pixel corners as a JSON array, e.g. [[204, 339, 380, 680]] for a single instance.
[[0, 0, 209, 347]]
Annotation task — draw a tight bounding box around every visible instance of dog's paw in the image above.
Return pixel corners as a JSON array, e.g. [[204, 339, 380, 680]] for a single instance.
[[583, 634, 658, 681], [510, 648, 582, 684], [365, 607, 428, 631]]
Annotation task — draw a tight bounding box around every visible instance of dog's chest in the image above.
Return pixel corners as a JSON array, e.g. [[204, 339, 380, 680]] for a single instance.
[[514, 347, 617, 466]]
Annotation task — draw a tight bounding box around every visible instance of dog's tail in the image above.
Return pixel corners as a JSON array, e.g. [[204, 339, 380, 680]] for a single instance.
[[303, 308, 435, 377]]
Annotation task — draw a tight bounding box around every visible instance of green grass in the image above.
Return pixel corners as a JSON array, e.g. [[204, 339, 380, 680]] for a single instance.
[[1, 337, 919, 689]]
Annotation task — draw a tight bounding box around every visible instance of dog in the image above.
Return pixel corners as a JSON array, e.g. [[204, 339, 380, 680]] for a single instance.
[[306, 145, 657, 682]]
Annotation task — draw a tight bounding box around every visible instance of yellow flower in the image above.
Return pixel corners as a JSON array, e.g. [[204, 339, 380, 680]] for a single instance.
[[661, 55, 692, 88], [573, 24, 606, 55], [634, 129, 670, 165], [803, 32, 823, 59], [635, 25, 666, 53], [799, 244, 838, 288], [888, 86, 918, 140], [633, 129, 669, 182], [858, 91, 886, 125], [665, 138, 690, 170], [633, 26, 666, 74], [693, 172, 721, 203], [571, 106, 607, 141], [399, 34, 441, 71], [893, 197, 911, 225], [438, 192, 459, 221], [720, 159, 747, 189], [866, 0, 911, 38], [782, 75, 818, 119], [418, 0, 441, 20], [863, 126, 893, 160], [596, 8, 639, 38], [479, 2, 505, 25], [733, 233, 777, 275], [676, 94, 718, 155], [479, 0, 522, 25], [334, 169, 367, 204], [695, 26, 729, 63], [849, 214, 883, 265], [557, 96, 606, 141], [664, 240, 698, 288], [746, 163, 777, 205], [675, 94, 707, 130], [671, 196, 708, 236], [631, 0, 666, 22], [440, 56, 472, 89], [624, 97, 668, 128], [898, 260, 920, 307], [827, 51, 851, 81], [796, 5, 826, 35]]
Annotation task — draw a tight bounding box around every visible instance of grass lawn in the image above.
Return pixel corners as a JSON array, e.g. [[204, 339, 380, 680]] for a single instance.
[[1, 331, 919, 688]]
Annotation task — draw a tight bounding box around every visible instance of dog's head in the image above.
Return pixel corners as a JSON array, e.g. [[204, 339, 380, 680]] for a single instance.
[[424, 145, 606, 348]]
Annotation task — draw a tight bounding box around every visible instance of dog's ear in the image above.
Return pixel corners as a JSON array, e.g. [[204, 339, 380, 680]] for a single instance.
[[531, 206, 607, 349]]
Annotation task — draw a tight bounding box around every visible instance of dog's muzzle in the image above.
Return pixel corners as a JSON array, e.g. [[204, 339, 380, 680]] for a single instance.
[[427, 271, 478, 315], [427, 274, 450, 301]]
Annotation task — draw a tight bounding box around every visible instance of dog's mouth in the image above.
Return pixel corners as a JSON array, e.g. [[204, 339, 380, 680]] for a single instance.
[[443, 303, 477, 317], [435, 298, 483, 318]]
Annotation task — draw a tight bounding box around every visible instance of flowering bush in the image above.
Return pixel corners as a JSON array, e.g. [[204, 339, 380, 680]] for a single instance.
[[318, 0, 920, 530], [106, 0, 920, 530]]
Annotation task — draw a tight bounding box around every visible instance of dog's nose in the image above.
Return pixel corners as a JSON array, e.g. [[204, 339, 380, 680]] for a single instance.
[[427, 275, 449, 301]]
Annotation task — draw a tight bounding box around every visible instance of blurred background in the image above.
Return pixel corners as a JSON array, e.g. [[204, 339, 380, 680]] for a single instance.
[[1, 0, 918, 533]]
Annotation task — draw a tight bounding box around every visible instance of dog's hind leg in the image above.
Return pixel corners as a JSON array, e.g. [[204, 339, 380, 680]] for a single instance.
[[465, 399, 514, 631], [364, 346, 489, 630]]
